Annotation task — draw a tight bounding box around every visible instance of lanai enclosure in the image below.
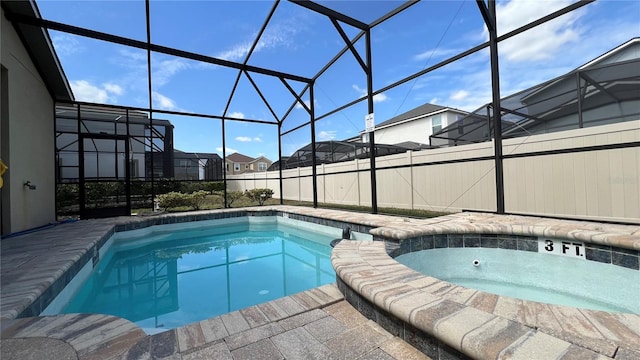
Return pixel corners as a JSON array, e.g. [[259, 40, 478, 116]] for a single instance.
[[1, 0, 639, 235]]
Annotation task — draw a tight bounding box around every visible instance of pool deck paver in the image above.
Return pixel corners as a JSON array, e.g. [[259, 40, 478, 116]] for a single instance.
[[1, 205, 639, 359]]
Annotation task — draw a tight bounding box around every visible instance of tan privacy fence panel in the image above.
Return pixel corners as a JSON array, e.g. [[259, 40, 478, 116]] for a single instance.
[[228, 121, 639, 223]]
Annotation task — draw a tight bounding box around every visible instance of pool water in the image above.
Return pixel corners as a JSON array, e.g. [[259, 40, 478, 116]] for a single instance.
[[396, 248, 639, 313], [59, 218, 336, 331]]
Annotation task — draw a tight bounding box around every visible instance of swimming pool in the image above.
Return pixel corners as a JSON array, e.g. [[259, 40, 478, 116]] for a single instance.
[[43, 216, 340, 332], [396, 247, 639, 313]]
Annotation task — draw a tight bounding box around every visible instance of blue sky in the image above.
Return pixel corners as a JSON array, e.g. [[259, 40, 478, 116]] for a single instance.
[[39, 0, 639, 162]]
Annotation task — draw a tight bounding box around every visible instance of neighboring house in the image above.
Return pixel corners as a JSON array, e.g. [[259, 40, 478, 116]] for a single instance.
[[432, 37, 640, 146], [360, 103, 468, 145], [55, 105, 175, 182], [225, 153, 272, 175], [173, 150, 222, 181], [1, 1, 73, 234]]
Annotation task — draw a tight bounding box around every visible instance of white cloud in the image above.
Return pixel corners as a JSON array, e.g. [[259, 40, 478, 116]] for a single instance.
[[71, 80, 122, 103], [153, 58, 190, 87], [295, 99, 311, 110], [51, 33, 83, 57], [352, 84, 388, 103], [235, 135, 263, 142], [103, 83, 123, 96], [152, 91, 184, 111], [450, 90, 469, 101], [318, 130, 337, 141], [228, 111, 245, 119], [492, 0, 584, 62], [373, 93, 388, 103], [216, 146, 238, 154], [216, 15, 303, 61]]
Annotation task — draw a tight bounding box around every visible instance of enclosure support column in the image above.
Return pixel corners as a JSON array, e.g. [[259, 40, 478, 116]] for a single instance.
[[222, 118, 228, 208], [366, 30, 378, 213], [278, 122, 284, 205], [310, 82, 318, 208], [78, 105, 85, 218], [479, 0, 505, 214], [576, 72, 584, 128], [145, 0, 155, 207], [125, 109, 131, 214]]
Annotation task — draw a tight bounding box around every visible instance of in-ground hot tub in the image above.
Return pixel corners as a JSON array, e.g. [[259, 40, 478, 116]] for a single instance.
[[395, 239, 639, 314], [332, 213, 640, 360]]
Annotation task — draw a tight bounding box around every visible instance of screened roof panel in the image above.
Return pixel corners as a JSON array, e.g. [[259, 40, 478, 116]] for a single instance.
[[148, 0, 275, 60], [369, 1, 486, 92], [246, 0, 353, 79], [38, 0, 146, 41], [149, 52, 240, 117]]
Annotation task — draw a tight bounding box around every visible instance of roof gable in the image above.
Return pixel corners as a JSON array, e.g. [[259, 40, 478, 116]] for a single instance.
[[227, 152, 255, 162], [375, 103, 447, 129]]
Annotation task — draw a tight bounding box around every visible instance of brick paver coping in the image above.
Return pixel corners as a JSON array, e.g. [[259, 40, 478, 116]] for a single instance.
[[330, 211, 640, 360]]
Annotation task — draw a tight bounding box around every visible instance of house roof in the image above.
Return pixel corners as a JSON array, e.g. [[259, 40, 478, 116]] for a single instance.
[[2, 0, 73, 101], [174, 149, 221, 160], [375, 103, 449, 129], [226, 152, 255, 163], [578, 37, 639, 70], [249, 156, 272, 164], [393, 141, 436, 151]]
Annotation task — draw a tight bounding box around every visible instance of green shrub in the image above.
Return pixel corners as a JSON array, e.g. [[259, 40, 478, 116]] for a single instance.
[[157, 190, 212, 211], [244, 188, 274, 206], [226, 191, 244, 207], [156, 191, 190, 210], [189, 190, 208, 210]]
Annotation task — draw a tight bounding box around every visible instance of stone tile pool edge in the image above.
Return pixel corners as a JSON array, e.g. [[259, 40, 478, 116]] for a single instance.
[[331, 211, 640, 360], [1, 206, 639, 360]]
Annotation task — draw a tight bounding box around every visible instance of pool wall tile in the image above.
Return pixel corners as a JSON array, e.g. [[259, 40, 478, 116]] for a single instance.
[[448, 235, 463, 248], [480, 234, 498, 248], [517, 238, 538, 252], [463, 235, 481, 248], [434, 235, 448, 248], [586, 248, 612, 264], [399, 240, 412, 256], [612, 252, 639, 270], [497, 237, 517, 250]]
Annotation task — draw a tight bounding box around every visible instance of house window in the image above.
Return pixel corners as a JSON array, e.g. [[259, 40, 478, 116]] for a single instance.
[[431, 114, 442, 134], [234, 163, 240, 171], [245, 164, 249, 170], [258, 162, 267, 171], [225, 163, 229, 172], [180, 160, 189, 168]]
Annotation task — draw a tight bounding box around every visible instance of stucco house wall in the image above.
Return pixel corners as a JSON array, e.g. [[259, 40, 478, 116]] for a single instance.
[[1, 8, 56, 234], [363, 110, 465, 145]]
